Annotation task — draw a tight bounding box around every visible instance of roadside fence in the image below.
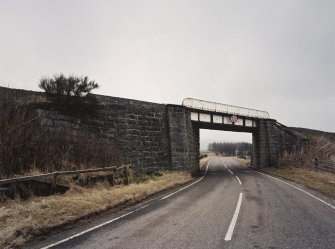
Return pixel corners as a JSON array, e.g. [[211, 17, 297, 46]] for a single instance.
[[0, 165, 133, 198]]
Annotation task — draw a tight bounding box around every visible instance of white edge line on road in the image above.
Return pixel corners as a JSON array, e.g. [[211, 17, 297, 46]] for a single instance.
[[161, 160, 210, 200], [224, 192, 243, 241], [234, 159, 335, 210], [41, 160, 211, 249], [227, 168, 234, 175], [222, 158, 234, 175], [235, 176, 242, 185], [40, 204, 149, 249], [256, 170, 335, 210]]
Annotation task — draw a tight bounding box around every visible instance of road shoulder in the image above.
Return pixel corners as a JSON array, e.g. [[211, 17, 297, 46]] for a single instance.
[[2, 171, 197, 249], [234, 158, 335, 207]]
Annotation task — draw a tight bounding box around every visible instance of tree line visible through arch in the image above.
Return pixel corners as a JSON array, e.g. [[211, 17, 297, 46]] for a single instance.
[[208, 142, 252, 157]]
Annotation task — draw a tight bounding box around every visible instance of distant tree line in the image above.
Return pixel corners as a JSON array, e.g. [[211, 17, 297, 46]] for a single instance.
[[208, 142, 252, 157]]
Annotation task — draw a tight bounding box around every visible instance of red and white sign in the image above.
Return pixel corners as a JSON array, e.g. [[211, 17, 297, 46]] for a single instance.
[[230, 115, 238, 124]]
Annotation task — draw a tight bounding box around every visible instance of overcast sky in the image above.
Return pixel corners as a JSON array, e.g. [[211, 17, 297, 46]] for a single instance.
[[1, 0, 334, 149]]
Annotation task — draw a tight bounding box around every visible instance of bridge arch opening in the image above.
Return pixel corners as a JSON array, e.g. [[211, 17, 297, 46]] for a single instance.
[[200, 130, 252, 154], [199, 129, 253, 169], [179, 98, 271, 168], [169, 99, 297, 170]]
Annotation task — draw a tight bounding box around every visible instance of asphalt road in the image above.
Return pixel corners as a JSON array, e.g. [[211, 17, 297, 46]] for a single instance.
[[35, 157, 335, 249]]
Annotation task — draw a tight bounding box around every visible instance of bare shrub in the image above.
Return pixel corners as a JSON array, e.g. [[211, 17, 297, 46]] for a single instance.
[[0, 95, 42, 177], [0, 95, 123, 178], [36, 130, 124, 172], [279, 132, 335, 168]]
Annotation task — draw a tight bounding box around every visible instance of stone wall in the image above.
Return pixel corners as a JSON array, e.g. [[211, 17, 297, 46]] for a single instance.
[[0, 86, 203, 171], [166, 105, 199, 170], [0, 86, 313, 170], [96, 95, 171, 169], [39, 94, 172, 170], [252, 119, 308, 167]]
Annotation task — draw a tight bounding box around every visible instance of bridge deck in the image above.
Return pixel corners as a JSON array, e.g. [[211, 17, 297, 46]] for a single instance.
[[182, 98, 270, 130], [182, 98, 270, 119]]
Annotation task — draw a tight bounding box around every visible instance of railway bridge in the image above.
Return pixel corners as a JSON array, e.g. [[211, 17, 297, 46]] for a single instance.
[[168, 98, 302, 169], [0, 86, 306, 170]]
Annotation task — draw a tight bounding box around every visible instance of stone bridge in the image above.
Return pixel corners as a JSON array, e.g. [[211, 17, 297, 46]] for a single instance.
[[167, 98, 304, 169], [0, 86, 306, 170]]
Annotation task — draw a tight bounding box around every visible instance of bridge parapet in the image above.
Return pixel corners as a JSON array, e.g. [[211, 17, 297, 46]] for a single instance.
[[182, 98, 270, 119]]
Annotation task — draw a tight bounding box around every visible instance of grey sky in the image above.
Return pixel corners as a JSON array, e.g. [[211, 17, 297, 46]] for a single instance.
[[1, 0, 334, 148]]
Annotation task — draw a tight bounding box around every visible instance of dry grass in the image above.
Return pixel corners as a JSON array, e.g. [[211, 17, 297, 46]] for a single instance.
[[199, 152, 219, 171], [0, 171, 192, 249], [281, 129, 335, 168], [235, 157, 335, 198], [199, 158, 209, 171], [260, 166, 335, 198], [235, 157, 251, 166], [0, 94, 123, 179]]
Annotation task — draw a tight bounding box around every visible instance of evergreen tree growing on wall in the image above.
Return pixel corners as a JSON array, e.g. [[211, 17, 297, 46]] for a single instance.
[[39, 74, 99, 116]]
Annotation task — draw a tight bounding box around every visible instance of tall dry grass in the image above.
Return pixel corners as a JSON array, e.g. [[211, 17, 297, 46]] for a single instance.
[[260, 166, 335, 198], [0, 95, 123, 178], [0, 171, 192, 249], [279, 131, 335, 168]]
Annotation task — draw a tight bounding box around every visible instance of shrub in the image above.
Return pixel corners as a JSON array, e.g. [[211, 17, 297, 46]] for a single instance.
[[0, 95, 123, 178], [39, 74, 99, 116], [0, 95, 41, 176]]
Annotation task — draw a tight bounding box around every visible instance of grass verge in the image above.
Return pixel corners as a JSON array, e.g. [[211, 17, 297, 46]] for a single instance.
[[199, 157, 209, 171], [235, 157, 251, 166], [259, 166, 335, 198], [235, 157, 335, 198], [0, 171, 192, 249]]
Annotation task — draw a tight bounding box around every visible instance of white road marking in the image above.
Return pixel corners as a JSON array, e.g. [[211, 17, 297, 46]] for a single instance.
[[224, 193, 243, 241], [40, 160, 211, 249], [234, 159, 335, 210], [40, 204, 149, 249], [256, 170, 335, 210], [235, 176, 242, 185], [222, 158, 234, 175], [161, 160, 210, 200], [226, 168, 234, 175]]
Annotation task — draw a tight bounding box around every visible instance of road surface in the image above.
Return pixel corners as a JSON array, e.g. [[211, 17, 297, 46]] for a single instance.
[[34, 157, 335, 249]]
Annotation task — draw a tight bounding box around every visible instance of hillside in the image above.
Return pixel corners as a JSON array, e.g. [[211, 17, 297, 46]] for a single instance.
[[282, 127, 335, 171]]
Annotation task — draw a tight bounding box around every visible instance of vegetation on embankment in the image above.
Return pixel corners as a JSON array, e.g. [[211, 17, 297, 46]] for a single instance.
[[199, 151, 219, 171], [281, 127, 335, 170], [234, 157, 251, 166], [0, 92, 122, 179], [259, 166, 335, 198], [259, 127, 335, 197], [235, 157, 335, 198], [0, 171, 193, 249]]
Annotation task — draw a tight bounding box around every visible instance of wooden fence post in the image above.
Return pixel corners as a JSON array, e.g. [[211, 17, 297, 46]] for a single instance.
[[112, 168, 116, 186], [124, 165, 129, 185], [51, 172, 58, 193]]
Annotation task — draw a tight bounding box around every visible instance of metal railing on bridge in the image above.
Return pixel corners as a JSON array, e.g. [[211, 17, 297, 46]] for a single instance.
[[182, 98, 270, 119]]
